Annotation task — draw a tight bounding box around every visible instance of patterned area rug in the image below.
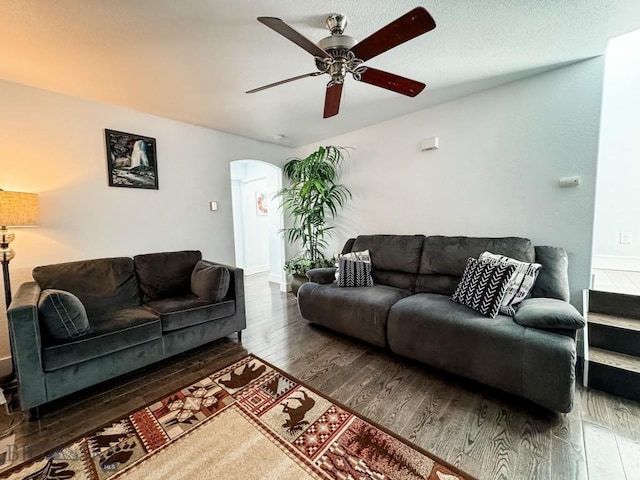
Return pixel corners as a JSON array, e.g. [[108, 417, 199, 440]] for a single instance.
[[1, 355, 475, 479]]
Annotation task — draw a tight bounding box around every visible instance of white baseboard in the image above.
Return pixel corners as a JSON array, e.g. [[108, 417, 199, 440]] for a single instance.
[[268, 273, 289, 292], [243, 265, 270, 276], [592, 255, 640, 272]]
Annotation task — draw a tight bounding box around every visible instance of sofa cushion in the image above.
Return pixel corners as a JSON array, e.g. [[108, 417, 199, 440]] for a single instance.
[[531, 246, 570, 301], [191, 261, 230, 302], [33, 257, 141, 321], [145, 295, 236, 332], [479, 252, 542, 316], [415, 274, 461, 296], [387, 293, 577, 412], [514, 298, 585, 330], [134, 250, 202, 302], [351, 235, 424, 273], [451, 258, 516, 318], [349, 235, 424, 292], [38, 289, 90, 340], [337, 258, 374, 287], [419, 236, 535, 276], [297, 282, 411, 348], [42, 307, 161, 372]]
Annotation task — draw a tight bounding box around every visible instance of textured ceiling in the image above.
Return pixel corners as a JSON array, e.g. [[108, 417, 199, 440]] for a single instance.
[[1, 0, 640, 147]]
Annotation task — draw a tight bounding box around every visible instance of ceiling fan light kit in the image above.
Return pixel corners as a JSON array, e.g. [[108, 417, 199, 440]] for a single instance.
[[248, 7, 436, 118]]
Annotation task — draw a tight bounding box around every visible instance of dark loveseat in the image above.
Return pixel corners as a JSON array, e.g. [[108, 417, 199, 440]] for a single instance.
[[298, 235, 585, 413], [7, 250, 245, 412]]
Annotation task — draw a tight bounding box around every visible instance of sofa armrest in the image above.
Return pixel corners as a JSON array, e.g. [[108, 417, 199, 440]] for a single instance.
[[7, 281, 47, 410], [307, 268, 337, 284], [514, 298, 585, 331], [199, 260, 246, 331]]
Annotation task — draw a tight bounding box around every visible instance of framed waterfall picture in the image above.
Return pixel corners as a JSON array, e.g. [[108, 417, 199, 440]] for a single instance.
[[105, 129, 159, 189]]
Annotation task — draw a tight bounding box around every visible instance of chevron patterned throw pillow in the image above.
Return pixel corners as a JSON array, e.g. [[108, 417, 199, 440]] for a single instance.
[[337, 258, 374, 287], [451, 257, 517, 318], [479, 252, 542, 316]]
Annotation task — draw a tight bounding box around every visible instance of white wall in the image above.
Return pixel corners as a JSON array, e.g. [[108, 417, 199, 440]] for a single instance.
[[592, 30, 640, 271], [298, 57, 606, 310], [0, 78, 292, 371]]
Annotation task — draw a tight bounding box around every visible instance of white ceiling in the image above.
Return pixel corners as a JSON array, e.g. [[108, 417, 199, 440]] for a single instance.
[[1, 1, 640, 147]]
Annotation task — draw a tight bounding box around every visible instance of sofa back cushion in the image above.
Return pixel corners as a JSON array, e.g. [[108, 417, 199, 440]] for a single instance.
[[33, 257, 141, 320], [349, 235, 424, 292], [134, 250, 202, 302], [416, 236, 535, 295], [531, 246, 570, 301]]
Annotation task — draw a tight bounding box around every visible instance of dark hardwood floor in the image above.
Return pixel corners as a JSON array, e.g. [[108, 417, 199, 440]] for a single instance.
[[2, 273, 640, 479]]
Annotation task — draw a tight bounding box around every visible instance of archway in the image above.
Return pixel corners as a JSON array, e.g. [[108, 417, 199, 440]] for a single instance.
[[230, 160, 286, 290]]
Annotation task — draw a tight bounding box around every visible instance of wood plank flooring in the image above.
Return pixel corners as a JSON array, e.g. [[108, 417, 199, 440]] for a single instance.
[[2, 273, 640, 479], [592, 268, 640, 296]]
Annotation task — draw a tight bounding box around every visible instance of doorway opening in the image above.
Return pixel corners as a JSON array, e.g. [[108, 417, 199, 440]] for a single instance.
[[230, 160, 286, 290], [592, 29, 640, 295]]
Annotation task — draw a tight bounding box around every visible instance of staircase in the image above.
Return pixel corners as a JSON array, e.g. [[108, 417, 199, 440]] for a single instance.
[[584, 290, 640, 401]]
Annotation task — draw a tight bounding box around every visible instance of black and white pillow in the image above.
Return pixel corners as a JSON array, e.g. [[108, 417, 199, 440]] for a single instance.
[[451, 257, 516, 318], [335, 249, 371, 281], [479, 252, 542, 316], [337, 258, 374, 287]]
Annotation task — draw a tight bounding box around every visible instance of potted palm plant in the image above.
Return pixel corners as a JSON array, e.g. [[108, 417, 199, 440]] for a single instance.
[[276, 146, 351, 294]]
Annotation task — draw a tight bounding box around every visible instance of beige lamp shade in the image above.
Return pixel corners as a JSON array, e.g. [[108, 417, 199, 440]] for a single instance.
[[0, 190, 40, 227]]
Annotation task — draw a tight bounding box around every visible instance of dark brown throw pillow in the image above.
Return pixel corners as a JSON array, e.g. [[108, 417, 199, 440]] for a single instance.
[[191, 261, 230, 302]]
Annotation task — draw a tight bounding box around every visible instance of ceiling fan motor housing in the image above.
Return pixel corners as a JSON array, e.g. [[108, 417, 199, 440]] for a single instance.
[[317, 34, 357, 52]]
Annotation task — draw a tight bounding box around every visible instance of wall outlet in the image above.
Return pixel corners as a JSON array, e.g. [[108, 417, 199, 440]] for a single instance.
[[620, 231, 632, 244]]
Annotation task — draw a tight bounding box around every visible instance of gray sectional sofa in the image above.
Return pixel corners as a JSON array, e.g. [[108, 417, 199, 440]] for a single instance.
[[7, 250, 245, 412], [297, 235, 585, 412]]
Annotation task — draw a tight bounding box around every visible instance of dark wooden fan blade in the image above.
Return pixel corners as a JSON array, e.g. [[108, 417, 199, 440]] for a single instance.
[[258, 17, 331, 59], [350, 7, 436, 62], [357, 67, 425, 97], [246, 72, 320, 93], [323, 82, 343, 118]]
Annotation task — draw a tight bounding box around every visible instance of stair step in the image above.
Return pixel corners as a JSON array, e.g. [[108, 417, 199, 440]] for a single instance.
[[588, 347, 640, 401], [588, 290, 640, 319], [588, 312, 640, 330], [588, 313, 640, 356], [589, 347, 640, 373]]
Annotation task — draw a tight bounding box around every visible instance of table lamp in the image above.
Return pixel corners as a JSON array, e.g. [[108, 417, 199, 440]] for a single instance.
[[0, 190, 40, 309]]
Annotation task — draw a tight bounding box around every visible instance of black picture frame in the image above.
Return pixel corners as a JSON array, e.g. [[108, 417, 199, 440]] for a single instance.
[[104, 129, 159, 189]]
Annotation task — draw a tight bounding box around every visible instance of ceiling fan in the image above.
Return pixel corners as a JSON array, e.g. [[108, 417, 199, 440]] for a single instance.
[[247, 7, 436, 118]]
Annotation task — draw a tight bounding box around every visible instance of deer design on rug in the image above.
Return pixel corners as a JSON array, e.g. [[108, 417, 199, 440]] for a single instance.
[[219, 362, 266, 389], [281, 390, 315, 435]]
